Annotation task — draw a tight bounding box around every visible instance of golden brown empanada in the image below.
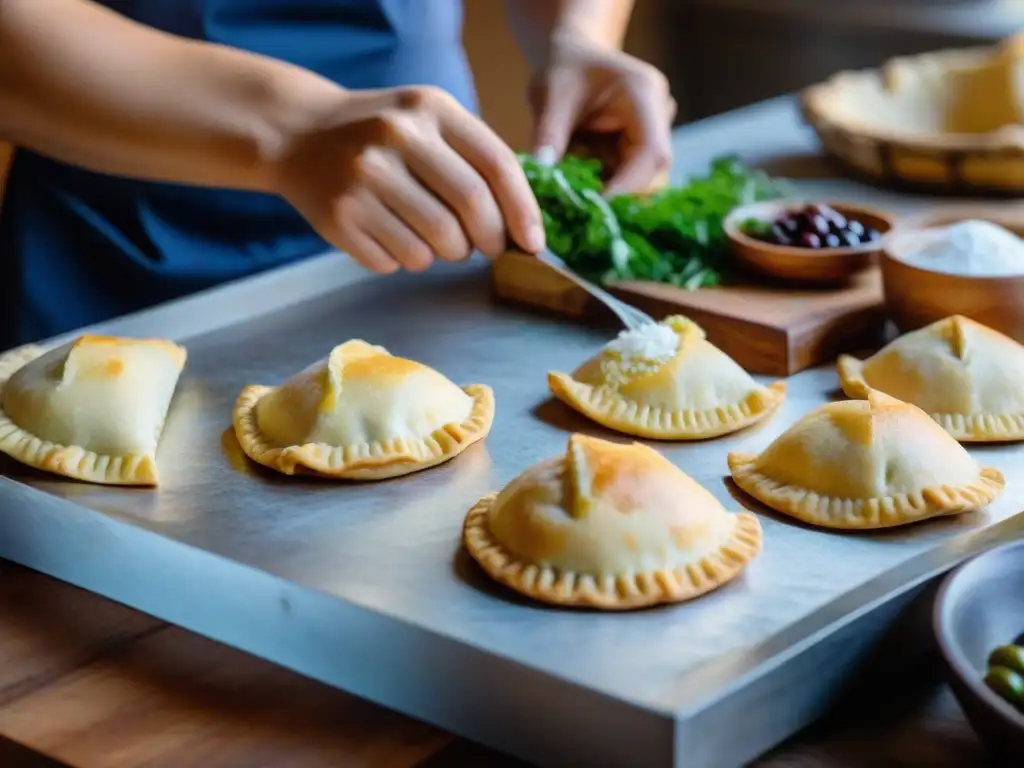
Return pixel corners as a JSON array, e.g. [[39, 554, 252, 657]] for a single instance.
[[232, 339, 494, 480], [463, 433, 762, 610], [728, 390, 1004, 530], [838, 315, 1024, 442], [0, 334, 187, 486], [547, 316, 785, 440]]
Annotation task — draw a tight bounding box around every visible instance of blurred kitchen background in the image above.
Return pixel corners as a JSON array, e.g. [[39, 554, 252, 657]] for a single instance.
[[465, 0, 1024, 147], [4, 0, 1024, 204]]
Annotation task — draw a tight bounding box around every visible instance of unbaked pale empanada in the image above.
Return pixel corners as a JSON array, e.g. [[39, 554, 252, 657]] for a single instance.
[[727, 391, 1005, 530], [838, 315, 1024, 442], [547, 316, 785, 440], [463, 433, 762, 609], [232, 339, 494, 480], [0, 334, 188, 486]]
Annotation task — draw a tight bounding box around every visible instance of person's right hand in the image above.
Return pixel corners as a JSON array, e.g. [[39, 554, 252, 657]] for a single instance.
[[271, 86, 546, 274]]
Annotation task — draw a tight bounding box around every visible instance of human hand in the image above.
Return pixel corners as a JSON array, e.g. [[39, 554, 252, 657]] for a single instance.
[[272, 86, 545, 274], [528, 38, 676, 196]]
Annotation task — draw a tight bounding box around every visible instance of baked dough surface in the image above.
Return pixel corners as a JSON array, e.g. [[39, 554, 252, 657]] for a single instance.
[[548, 316, 785, 440], [728, 391, 1005, 530], [838, 315, 1024, 442], [233, 340, 494, 480], [464, 433, 762, 609], [0, 335, 187, 486]]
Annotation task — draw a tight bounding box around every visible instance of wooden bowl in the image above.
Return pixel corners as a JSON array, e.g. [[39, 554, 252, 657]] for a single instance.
[[723, 200, 895, 283], [934, 540, 1024, 762], [881, 209, 1024, 341]]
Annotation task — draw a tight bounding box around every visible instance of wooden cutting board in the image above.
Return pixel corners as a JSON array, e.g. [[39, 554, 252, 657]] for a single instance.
[[491, 251, 887, 377]]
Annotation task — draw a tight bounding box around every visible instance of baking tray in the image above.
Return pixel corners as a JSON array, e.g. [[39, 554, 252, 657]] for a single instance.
[[1, 252, 1023, 768], [3, 98, 1024, 767]]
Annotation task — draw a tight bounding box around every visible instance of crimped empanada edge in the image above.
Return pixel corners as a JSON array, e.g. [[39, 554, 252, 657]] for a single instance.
[[0, 344, 160, 486], [727, 452, 1005, 530], [232, 382, 495, 480], [547, 371, 786, 440], [836, 355, 1024, 442], [933, 412, 1024, 442], [462, 492, 762, 610]]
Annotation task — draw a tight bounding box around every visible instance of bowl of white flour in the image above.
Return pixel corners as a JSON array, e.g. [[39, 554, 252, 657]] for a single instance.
[[882, 212, 1024, 341]]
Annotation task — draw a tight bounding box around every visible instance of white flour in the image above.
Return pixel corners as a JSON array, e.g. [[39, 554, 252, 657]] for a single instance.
[[600, 323, 679, 386], [892, 219, 1024, 277]]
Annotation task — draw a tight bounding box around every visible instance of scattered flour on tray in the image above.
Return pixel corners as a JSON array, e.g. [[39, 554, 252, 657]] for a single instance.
[[600, 323, 679, 386], [893, 219, 1024, 277]]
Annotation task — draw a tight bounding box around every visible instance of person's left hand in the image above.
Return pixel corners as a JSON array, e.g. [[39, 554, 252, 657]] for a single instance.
[[528, 38, 676, 196]]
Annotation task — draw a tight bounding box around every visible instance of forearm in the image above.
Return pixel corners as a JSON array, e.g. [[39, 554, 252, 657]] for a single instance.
[[502, 0, 635, 70], [0, 0, 345, 192]]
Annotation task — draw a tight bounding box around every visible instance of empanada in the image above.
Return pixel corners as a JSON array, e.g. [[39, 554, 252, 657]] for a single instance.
[[232, 339, 494, 480], [0, 334, 187, 486], [838, 315, 1024, 442], [728, 391, 1005, 530], [463, 433, 762, 610], [548, 316, 785, 440]]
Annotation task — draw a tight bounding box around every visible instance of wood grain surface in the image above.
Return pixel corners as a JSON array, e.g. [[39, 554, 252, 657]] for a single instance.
[[0, 142, 11, 206], [491, 251, 887, 377], [0, 561, 999, 768]]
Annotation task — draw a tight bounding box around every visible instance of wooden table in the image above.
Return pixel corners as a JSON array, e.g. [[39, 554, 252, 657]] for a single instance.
[[0, 561, 998, 768]]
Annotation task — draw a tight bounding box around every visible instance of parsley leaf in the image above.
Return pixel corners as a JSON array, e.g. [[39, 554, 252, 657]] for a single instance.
[[519, 153, 793, 287]]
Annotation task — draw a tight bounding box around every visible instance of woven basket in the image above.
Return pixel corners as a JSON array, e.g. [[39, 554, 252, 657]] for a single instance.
[[800, 45, 1024, 198]]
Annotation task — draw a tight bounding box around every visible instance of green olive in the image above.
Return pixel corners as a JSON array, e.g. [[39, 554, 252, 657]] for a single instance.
[[984, 666, 1024, 704], [988, 644, 1024, 675]]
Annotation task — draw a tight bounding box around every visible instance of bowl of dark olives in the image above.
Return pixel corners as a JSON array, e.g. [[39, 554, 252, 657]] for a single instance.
[[723, 200, 896, 283], [934, 538, 1024, 761]]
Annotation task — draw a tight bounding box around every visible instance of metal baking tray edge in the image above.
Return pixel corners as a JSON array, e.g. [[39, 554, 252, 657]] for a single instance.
[[0, 251, 1021, 768], [0, 253, 674, 768]]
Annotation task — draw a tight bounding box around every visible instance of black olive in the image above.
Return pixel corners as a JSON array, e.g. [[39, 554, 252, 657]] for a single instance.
[[842, 231, 862, 247], [847, 220, 866, 237], [809, 214, 830, 235], [864, 228, 881, 242], [800, 232, 822, 249], [824, 233, 841, 248]]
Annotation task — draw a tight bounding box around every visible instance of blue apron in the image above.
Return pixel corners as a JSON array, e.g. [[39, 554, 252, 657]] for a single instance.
[[0, 0, 475, 350]]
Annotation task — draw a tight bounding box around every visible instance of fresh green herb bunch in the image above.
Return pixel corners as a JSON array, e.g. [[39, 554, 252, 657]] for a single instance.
[[519, 152, 792, 289]]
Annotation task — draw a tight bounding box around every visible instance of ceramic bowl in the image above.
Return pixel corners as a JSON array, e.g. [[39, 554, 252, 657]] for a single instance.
[[934, 539, 1024, 761], [881, 209, 1024, 342], [723, 200, 896, 283]]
